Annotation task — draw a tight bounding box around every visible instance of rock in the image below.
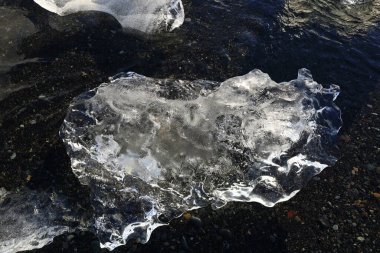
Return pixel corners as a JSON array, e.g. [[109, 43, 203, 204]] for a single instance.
[[319, 216, 330, 227], [364, 164, 376, 170], [339, 135, 351, 142], [62, 242, 69, 249], [183, 212, 192, 221], [219, 229, 232, 239], [287, 210, 297, 219], [90, 240, 101, 253], [332, 225, 339, 231], [350, 188, 359, 196], [294, 216, 303, 223], [10, 153, 16, 160], [181, 236, 190, 250], [189, 217, 202, 228], [357, 236, 365, 242]]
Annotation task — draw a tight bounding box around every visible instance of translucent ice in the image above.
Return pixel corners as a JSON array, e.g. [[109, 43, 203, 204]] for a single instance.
[[61, 69, 342, 249], [33, 0, 184, 33], [0, 7, 38, 74], [0, 189, 78, 253]]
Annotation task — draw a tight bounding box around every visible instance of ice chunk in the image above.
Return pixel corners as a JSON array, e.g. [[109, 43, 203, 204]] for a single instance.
[[0, 189, 78, 253], [0, 7, 38, 74], [61, 69, 342, 249], [34, 0, 184, 33]]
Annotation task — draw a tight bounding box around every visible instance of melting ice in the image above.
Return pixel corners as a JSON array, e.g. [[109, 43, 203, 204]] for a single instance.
[[0, 70, 342, 252], [0, 7, 38, 74], [33, 0, 184, 33], [0, 188, 79, 253], [58, 69, 342, 250]]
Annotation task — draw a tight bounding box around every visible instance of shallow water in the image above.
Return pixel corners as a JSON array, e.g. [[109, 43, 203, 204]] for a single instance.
[[0, 0, 379, 252]]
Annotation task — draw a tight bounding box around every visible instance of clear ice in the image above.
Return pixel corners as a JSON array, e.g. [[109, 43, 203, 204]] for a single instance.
[[0, 188, 77, 253], [0, 7, 38, 74], [58, 69, 342, 250], [33, 0, 185, 33]]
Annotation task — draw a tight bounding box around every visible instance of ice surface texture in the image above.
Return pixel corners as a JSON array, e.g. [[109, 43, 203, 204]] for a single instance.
[[61, 69, 342, 250], [34, 0, 184, 33], [0, 188, 79, 253], [0, 7, 38, 74]]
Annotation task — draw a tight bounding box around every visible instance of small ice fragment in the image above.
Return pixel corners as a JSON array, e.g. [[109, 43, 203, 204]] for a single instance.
[[0, 7, 38, 75], [0, 189, 76, 253]]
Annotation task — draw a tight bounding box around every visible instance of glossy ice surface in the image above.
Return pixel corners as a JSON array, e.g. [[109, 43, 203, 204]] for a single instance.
[[60, 69, 341, 249]]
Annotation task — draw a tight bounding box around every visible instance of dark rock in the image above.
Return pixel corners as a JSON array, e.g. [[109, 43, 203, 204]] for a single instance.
[[319, 216, 330, 227], [181, 236, 190, 251], [219, 229, 232, 240], [90, 240, 101, 253], [189, 216, 202, 228]]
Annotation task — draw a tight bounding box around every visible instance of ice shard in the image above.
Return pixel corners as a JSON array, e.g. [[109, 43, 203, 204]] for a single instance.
[[34, 0, 184, 33], [61, 69, 342, 249], [0, 7, 38, 74], [0, 189, 79, 253]]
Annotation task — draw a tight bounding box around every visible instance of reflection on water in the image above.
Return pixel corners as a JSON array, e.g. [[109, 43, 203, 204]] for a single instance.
[[280, 0, 380, 36]]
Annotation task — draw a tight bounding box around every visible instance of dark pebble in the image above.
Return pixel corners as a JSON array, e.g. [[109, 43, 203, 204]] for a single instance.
[[181, 236, 190, 251], [219, 229, 232, 240], [365, 163, 376, 170], [189, 216, 202, 228], [319, 216, 330, 227], [90, 240, 101, 253]]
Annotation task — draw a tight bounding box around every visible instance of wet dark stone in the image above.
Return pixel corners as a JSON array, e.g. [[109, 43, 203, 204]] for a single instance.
[[189, 217, 202, 229]]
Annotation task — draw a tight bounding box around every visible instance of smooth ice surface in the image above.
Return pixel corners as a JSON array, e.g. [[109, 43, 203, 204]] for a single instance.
[[0, 189, 76, 253], [34, 0, 184, 33], [61, 69, 342, 250]]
